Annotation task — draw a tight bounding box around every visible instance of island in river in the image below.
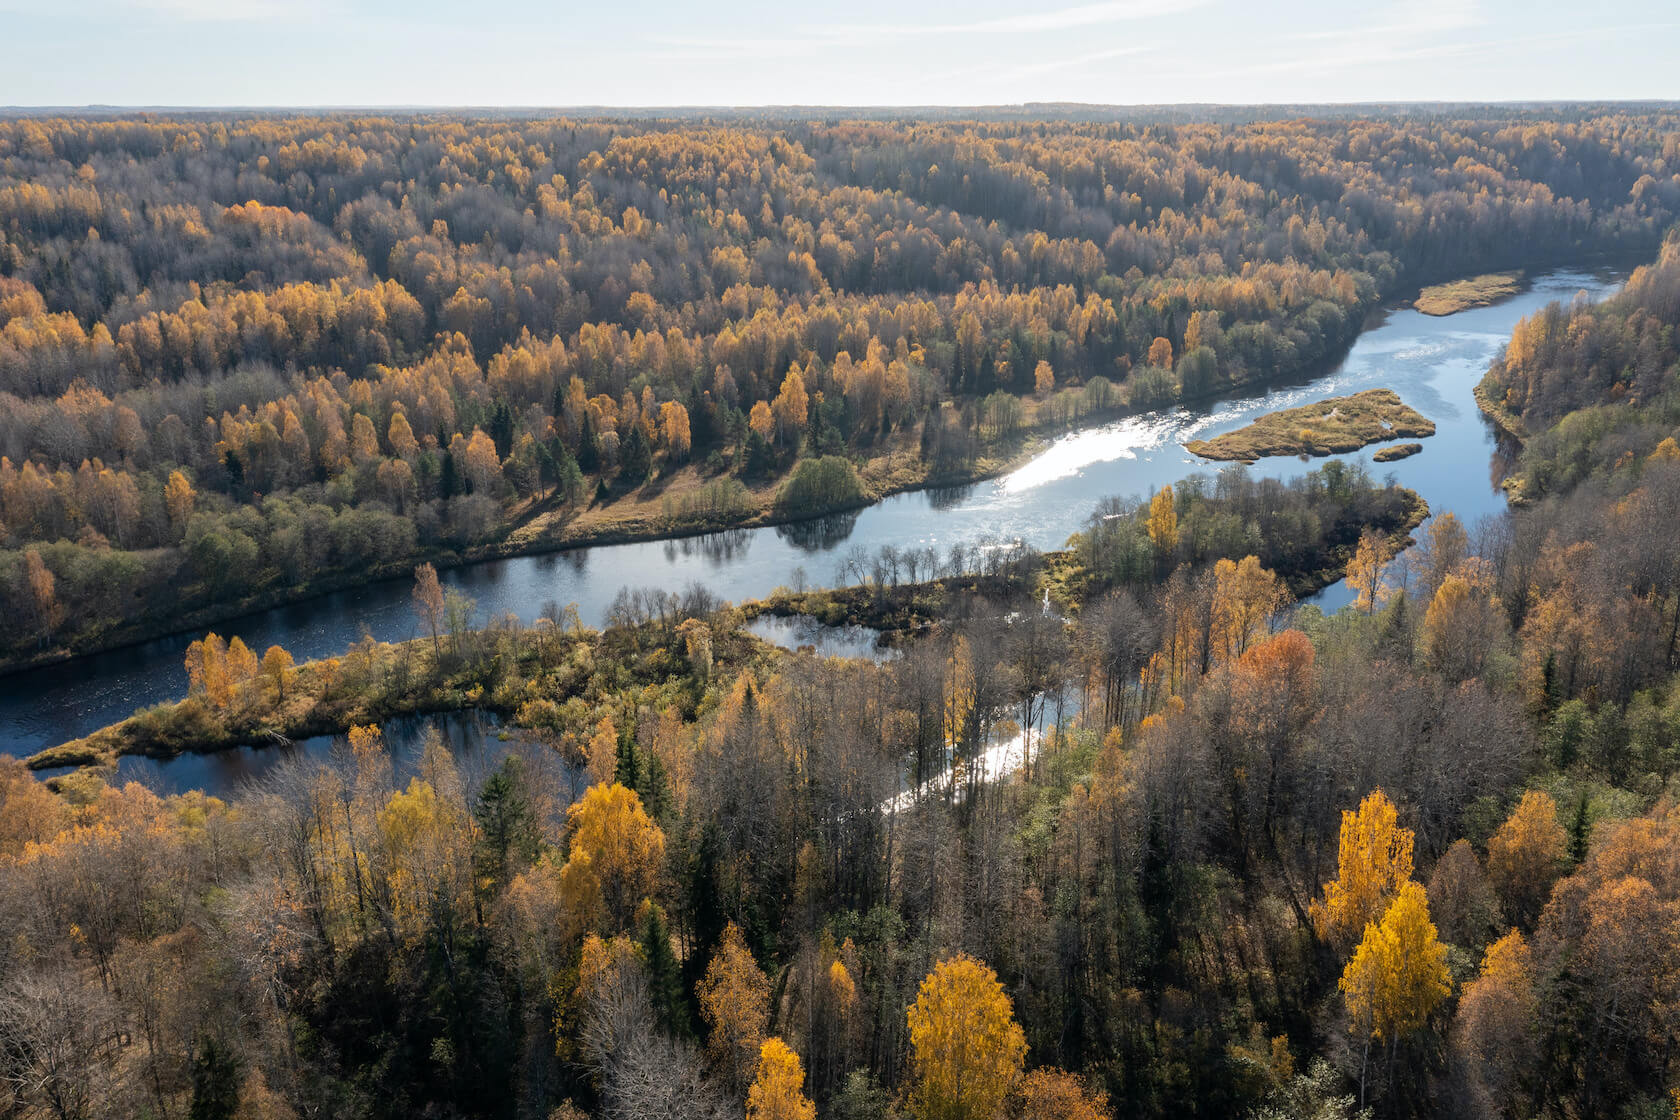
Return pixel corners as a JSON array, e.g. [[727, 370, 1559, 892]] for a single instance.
[[1185, 389, 1435, 462], [1414, 270, 1524, 315], [1373, 442, 1424, 462], [28, 468, 1428, 792]]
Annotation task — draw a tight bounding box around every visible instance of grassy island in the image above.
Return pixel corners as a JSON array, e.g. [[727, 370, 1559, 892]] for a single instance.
[[1185, 389, 1436, 461], [1414, 271, 1523, 315], [1373, 442, 1424, 462]]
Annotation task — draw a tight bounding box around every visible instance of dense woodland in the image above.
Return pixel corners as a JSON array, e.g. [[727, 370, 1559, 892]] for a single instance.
[[4, 112, 1680, 1120], [3, 112, 1680, 663], [2, 329, 1680, 1120]]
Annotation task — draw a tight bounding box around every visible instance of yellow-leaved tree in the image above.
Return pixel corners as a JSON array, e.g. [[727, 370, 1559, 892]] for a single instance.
[[557, 782, 665, 937], [376, 766, 472, 936], [163, 468, 195, 539], [261, 644, 294, 702], [1147, 485, 1179, 561], [1486, 789, 1567, 926], [184, 632, 233, 710], [1346, 529, 1390, 614], [1311, 789, 1415, 950], [587, 715, 619, 787], [1340, 880, 1451, 1042], [906, 954, 1027, 1120], [1033, 360, 1055, 396], [699, 921, 772, 1094], [1452, 931, 1539, 1117], [942, 636, 974, 750], [746, 1037, 816, 1120], [1211, 554, 1290, 662], [1009, 1068, 1109, 1120]]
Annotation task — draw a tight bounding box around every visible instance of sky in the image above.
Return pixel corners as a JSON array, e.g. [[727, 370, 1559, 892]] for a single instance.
[[4, 0, 1678, 108]]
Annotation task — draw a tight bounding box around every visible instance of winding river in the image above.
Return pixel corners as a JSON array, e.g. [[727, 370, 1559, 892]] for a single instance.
[[0, 266, 1627, 768]]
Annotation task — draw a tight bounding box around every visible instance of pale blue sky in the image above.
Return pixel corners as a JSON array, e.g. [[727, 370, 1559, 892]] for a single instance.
[[4, 0, 1677, 107]]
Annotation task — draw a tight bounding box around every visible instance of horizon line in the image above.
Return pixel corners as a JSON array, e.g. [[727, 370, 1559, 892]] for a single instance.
[[4, 98, 1680, 115]]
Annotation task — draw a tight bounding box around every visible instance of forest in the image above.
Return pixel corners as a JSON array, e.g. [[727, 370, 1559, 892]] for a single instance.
[[2, 111, 1680, 665], [3, 109, 1680, 1120]]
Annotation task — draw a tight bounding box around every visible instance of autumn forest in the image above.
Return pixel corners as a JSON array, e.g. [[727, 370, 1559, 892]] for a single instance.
[[2, 109, 1680, 1120]]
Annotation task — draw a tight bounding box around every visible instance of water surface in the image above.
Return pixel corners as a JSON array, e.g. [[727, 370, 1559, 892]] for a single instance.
[[0, 267, 1625, 759]]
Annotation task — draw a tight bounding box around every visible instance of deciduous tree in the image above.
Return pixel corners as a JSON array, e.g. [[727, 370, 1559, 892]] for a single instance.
[[906, 954, 1026, 1120], [1147, 485, 1178, 561], [1340, 881, 1450, 1074], [1486, 790, 1567, 926], [1346, 530, 1389, 614], [699, 921, 772, 1094], [1312, 789, 1415, 950], [746, 1037, 815, 1120], [1009, 1068, 1108, 1120], [260, 644, 294, 702], [164, 469, 195, 539], [412, 562, 444, 657], [558, 782, 665, 937]]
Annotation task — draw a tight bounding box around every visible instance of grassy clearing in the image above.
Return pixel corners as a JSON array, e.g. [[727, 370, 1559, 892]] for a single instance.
[[1414, 271, 1523, 315], [1372, 442, 1424, 462], [1185, 389, 1436, 461]]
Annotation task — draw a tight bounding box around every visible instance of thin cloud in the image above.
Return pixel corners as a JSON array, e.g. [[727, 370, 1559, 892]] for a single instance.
[[823, 0, 1211, 38], [640, 36, 832, 61], [1000, 44, 1153, 81], [1, 0, 323, 21], [644, 0, 1203, 64]]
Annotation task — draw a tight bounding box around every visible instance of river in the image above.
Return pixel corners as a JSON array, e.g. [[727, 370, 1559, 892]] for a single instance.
[[0, 266, 1626, 764]]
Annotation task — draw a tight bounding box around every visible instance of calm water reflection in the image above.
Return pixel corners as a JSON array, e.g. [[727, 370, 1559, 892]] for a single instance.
[[745, 614, 896, 662], [1, 267, 1627, 759], [38, 711, 581, 802]]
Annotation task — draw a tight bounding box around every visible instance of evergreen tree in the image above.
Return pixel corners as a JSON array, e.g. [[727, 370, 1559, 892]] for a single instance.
[[614, 720, 641, 791], [619, 423, 652, 484], [488, 400, 514, 457], [188, 1036, 241, 1120], [639, 902, 690, 1037], [440, 448, 459, 499], [473, 756, 540, 898]]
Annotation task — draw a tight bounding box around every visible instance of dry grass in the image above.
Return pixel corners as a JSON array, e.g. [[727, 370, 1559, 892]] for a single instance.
[[1372, 442, 1424, 462], [1185, 389, 1435, 461], [1414, 271, 1523, 316]]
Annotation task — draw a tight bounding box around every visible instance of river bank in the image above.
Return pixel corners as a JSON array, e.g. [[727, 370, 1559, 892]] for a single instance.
[[29, 464, 1429, 787], [0, 254, 1614, 680], [0, 264, 1629, 761], [0, 394, 1145, 679]]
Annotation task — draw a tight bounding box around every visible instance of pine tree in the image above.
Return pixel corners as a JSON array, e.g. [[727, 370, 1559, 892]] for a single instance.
[[188, 1036, 241, 1120], [473, 756, 539, 898], [638, 902, 689, 1037]]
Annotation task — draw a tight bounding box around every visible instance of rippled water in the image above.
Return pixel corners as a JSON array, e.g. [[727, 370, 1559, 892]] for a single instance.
[[0, 267, 1626, 760]]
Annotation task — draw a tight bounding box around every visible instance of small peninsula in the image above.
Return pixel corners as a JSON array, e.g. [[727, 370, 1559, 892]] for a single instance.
[[1186, 389, 1436, 461]]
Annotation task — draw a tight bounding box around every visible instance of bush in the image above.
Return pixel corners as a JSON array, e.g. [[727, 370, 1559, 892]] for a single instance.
[[776, 456, 866, 514]]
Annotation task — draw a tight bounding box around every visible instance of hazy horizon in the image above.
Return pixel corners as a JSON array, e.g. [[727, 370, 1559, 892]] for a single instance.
[[5, 0, 1676, 108]]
